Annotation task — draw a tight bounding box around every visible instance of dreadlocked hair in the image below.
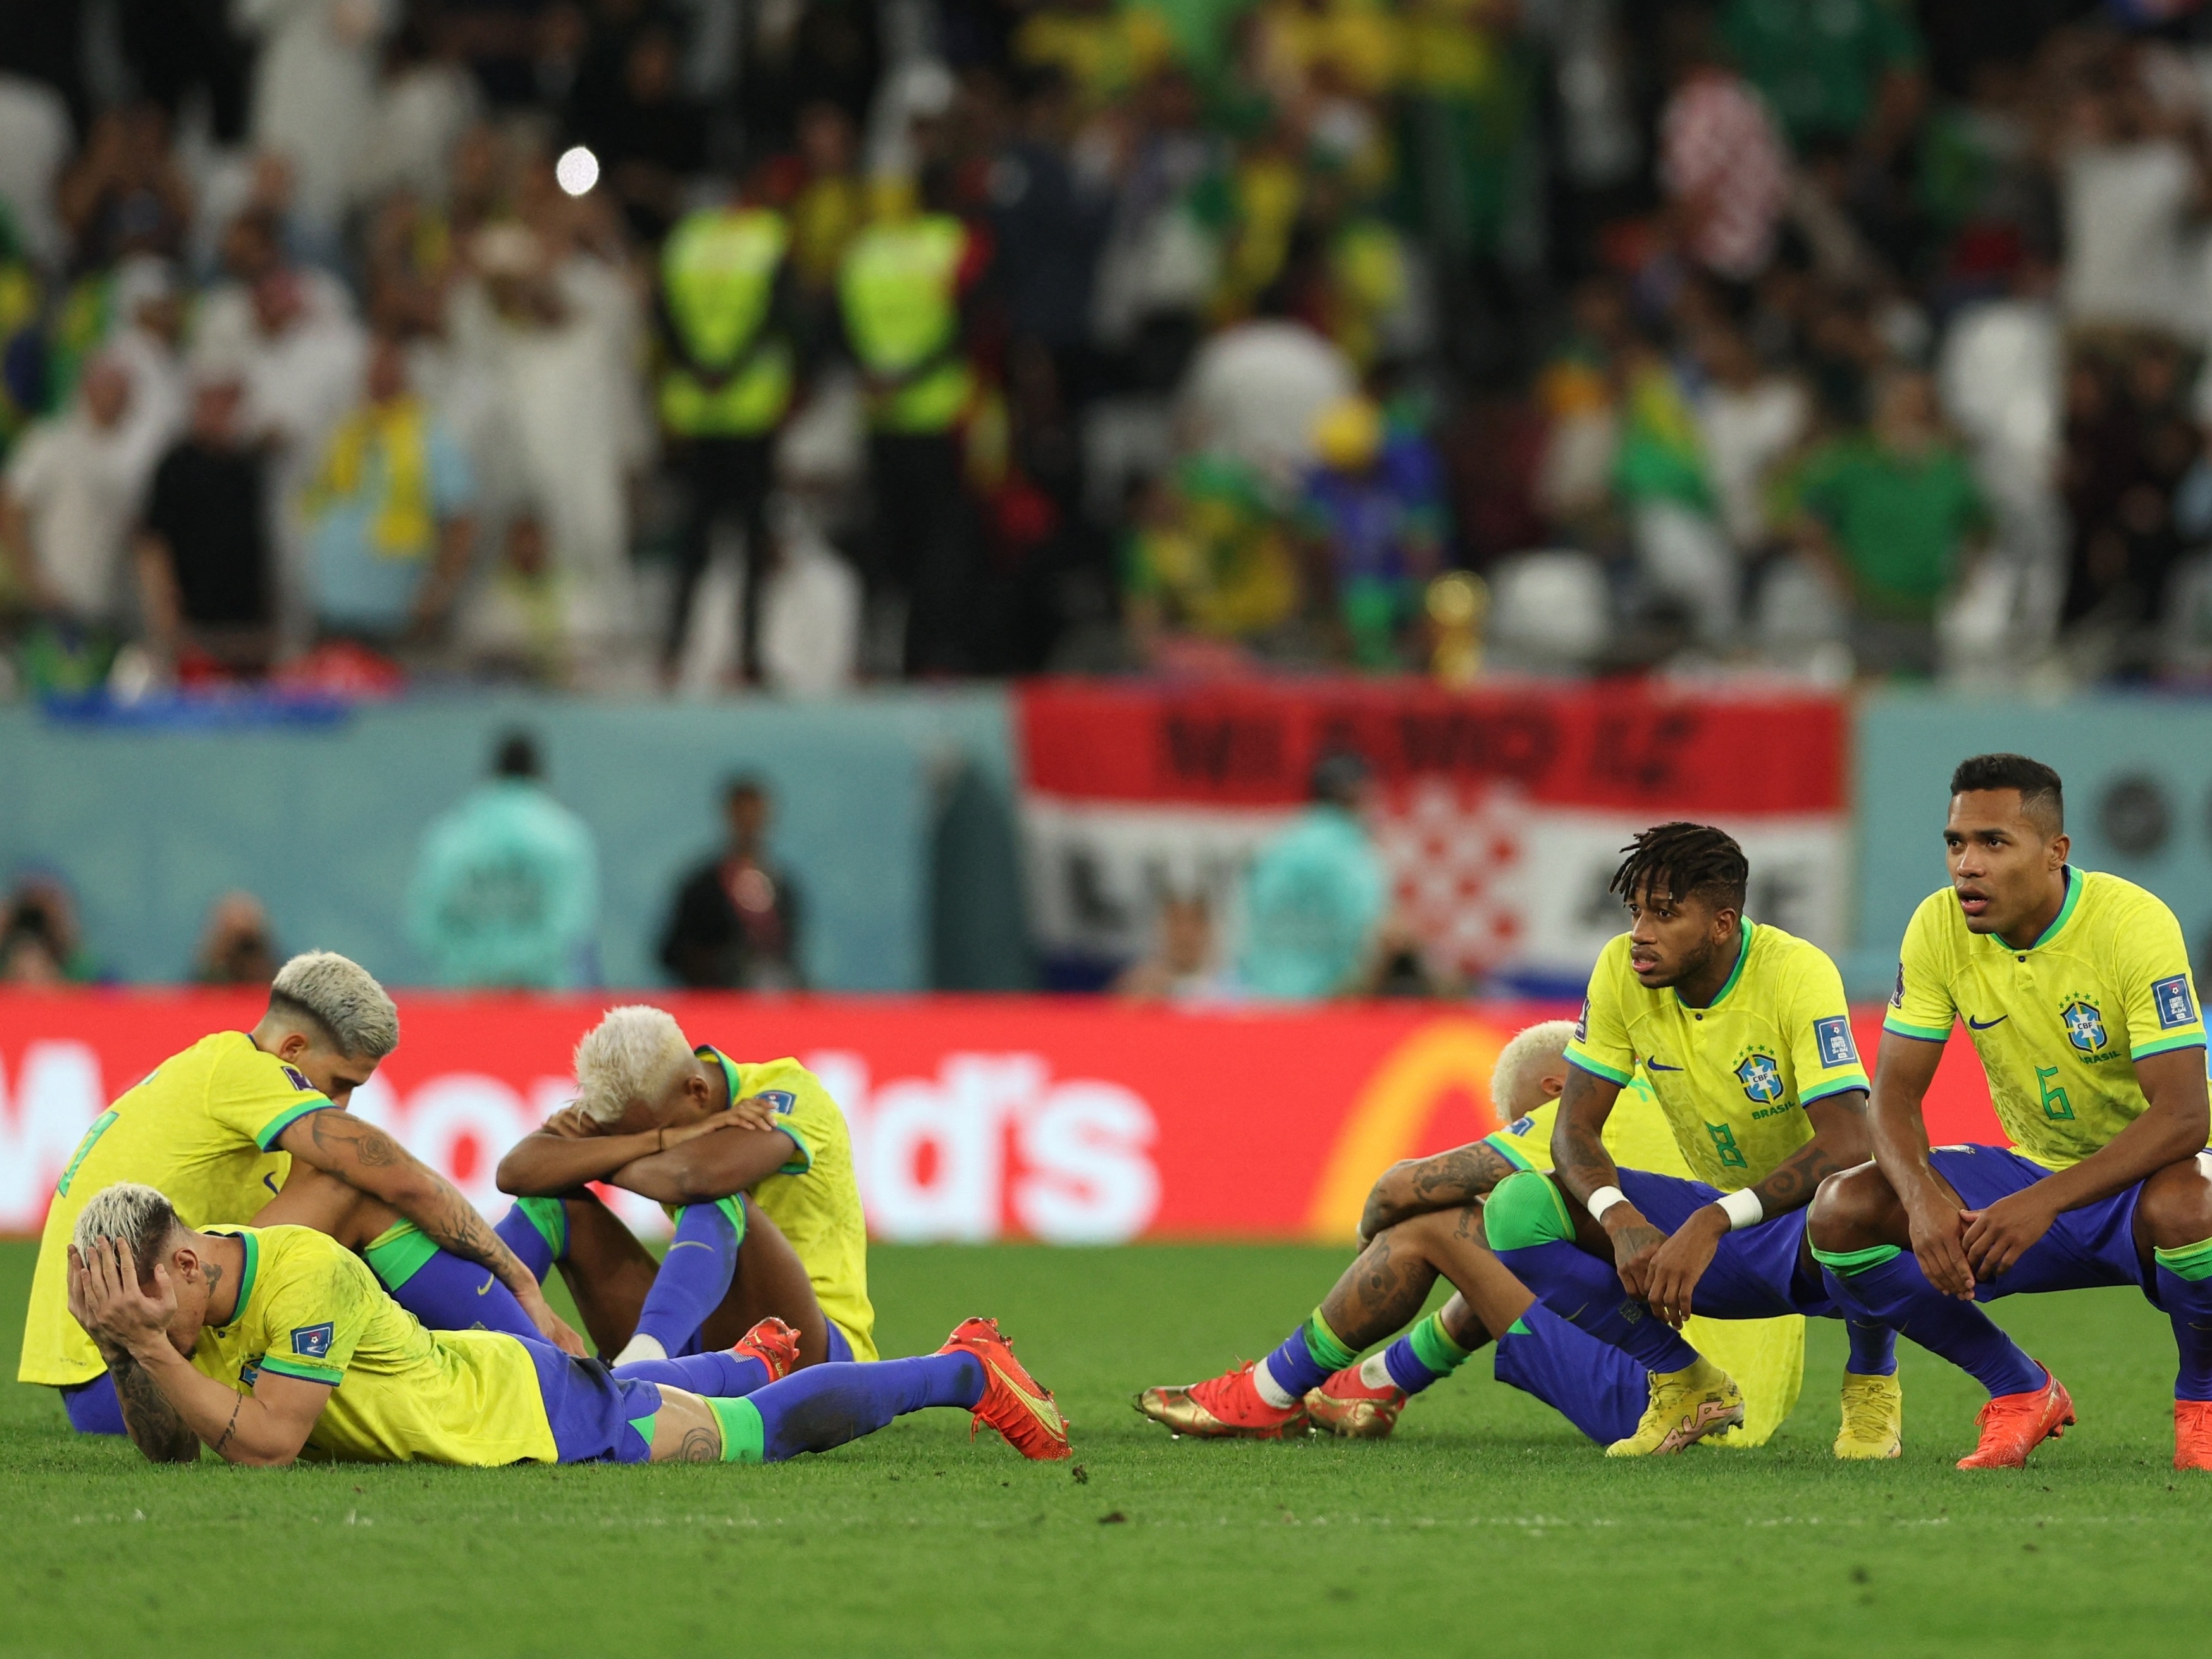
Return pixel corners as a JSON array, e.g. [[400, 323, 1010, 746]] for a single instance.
[[1610, 822, 1748, 915]]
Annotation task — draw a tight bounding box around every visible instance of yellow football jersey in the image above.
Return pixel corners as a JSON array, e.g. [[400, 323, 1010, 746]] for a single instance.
[[1485, 1073, 1805, 1446], [700, 1047, 877, 1360], [195, 1225, 557, 1466], [20, 1031, 336, 1387], [1884, 868, 2206, 1171], [1566, 921, 1870, 1192]]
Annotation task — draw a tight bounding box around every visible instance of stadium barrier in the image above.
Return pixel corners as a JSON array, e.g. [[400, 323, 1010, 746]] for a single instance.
[[0, 991, 2000, 1244]]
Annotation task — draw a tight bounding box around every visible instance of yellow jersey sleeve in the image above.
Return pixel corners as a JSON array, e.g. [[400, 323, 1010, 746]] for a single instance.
[[207, 1039, 337, 1152], [1780, 945, 1872, 1107], [1883, 890, 1959, 1044], [243, 1231, 371, 1388], [2115, 892, 2206, 1063], [1564, 935, 1636, 1086]]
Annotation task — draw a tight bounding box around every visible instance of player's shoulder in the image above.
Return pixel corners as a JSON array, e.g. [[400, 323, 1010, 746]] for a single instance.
[[251, 1224, 378, 1295], [1589, 930, 1638, 983], [1745, 920, 1846, 992], [1899, 886, 1967, 953], [206, 1032, 316, 1093], [2077, 868, 2181, 933]]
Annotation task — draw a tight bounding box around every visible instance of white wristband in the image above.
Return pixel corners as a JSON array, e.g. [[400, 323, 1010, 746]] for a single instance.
[[1587, 1185, 1628, 1222], [1717, 1188, 1765, 1231]]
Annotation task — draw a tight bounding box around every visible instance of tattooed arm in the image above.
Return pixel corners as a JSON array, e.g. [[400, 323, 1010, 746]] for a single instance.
[[276, 1109, 583, 1355], [1359, 1140, 1523, 1242], [1638, 1089, 1872, 1327], [105, 1348, 201, 1463]]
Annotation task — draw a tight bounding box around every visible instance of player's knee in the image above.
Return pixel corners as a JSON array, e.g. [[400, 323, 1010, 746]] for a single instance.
[[2137, 1156, 2212, 1249], [1483, 1171, 1571, 1252], [1807, 1165, 1884, 1253]]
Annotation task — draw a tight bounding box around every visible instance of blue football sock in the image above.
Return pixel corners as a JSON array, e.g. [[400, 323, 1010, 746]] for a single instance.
[[1816, 1250, 2042, 1400], [1490, 1302, 1650, 1446], [612, 1348, 772, 1397], [366, 1221, 537, 1338], [1380, 1311, 1474, 1396], [1258, 1309, 1357, 1402], [1492, 1239, 1702, 1374], [497, 1198, 565, 1283], [633, 1199, 743, 1355], [2154, 1239, 2212, 1402], [1844, 1316, 1898, 1378], [748, 1354, 984, 1462]]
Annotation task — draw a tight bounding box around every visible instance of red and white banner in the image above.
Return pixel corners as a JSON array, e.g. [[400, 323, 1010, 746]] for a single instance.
[[1016, 677, 1850, 986], [0, 992, 1996, 1243]]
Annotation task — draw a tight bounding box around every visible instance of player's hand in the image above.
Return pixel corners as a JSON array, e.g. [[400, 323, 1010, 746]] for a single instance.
[[67, 1239, 178, 1357], [517, 1283, 587, 1357], [540, 1106, 595, 1139], [1642, 1207, 1726, 1326], [726, 1094, 784, 1134], [1902, 1192, 1975, 1300], [1960, 1190, 2058, 1283], [1604, 1208, 1668, 1301]]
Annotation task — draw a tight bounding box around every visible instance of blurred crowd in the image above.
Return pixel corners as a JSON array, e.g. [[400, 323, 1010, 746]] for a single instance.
[[4, 0, 2212, 692]]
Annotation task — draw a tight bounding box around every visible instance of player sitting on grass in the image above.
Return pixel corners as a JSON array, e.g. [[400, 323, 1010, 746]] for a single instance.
[[488, 1006, 875, 1368], [1808, 754, 2212, 1471], [1478, 823, 1904, 1458], [65, 1180, 1068, 1468], [19, 952, 579, 1436], [1135, 1020, 1806, 1448]]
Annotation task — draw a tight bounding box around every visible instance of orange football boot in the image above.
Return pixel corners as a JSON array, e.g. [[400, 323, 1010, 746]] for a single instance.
[[1134, 1362, 1310, 1439], [938, 1317, 1072, 1460], [1956, 1368, 2073, 1469], [1305, 1367, 1407, 1439], [2173, 1400, 2212, 1471], [729, 1316, 803, 1384]]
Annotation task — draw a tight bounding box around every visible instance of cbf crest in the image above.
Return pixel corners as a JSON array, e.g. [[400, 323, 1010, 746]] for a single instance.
[[2061, 998, 2108, 1054], [1735, 1050, 1784, 1104]]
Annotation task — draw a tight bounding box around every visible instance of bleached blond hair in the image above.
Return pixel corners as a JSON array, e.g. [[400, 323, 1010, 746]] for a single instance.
[[1489, 1020, 1578, 1119], [269, 951, 399, 1059], [573, 1006, 696, 1125], [71, 1182, 184, 1283]]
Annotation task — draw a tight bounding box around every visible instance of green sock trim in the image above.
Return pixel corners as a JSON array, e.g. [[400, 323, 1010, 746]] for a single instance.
[[515, 1195, 567, 1261], [1810, 1242, 1901, 1274], [706, 1395, 765, 1464], [1303, 1311, 1358, 1374], [680, 1195, 748, 1242], [1407, 1311, 1474, 1375], [628, 1414, 657, 1452], [2154, 1237, 2212, 1281], [1483, 1170, 1575, 1251], [362, 1221, 439, 1292]]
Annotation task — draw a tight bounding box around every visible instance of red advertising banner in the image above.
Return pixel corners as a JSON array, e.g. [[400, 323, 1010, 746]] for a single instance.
[[0, 992, 1996, 1243]]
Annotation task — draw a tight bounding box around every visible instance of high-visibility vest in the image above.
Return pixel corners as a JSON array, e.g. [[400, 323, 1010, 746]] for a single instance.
[[837, 214, 973, 433], [658, 207, 794, 437]]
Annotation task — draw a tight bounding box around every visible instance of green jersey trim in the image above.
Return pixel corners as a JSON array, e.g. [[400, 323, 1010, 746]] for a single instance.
[[1800, 1075, 1872, 1108], [258, 1356, 343, 1386], [1881, 1014, 1951, 1044], [257, 1098, 336, 1151], [1482, 1130, 1536, 1171], [1680, 920, 1755, 1012], [1564, 1051, 1633, 1087], [56, 1110, 119, 1198], [2016, 865, 2081, 953], [211, 1230, 260, 1331], [2130, 1033, 2208, 1063]]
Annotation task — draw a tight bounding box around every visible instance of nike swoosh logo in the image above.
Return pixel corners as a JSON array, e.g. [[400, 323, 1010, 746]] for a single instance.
[[980, 1355, 1066, 1435], [475, 1277, 494, 1295], [1648, 1061, 1684, 1072], [263, 1173, 281, 1197], [1967, 1015, 2008, 1031]]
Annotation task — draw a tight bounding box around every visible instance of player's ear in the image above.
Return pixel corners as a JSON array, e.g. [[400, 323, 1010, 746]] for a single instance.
[[275, 1029, 312, 1063], [2048, 830, 2070, 868], [1539, 1072, 1566, 1099]]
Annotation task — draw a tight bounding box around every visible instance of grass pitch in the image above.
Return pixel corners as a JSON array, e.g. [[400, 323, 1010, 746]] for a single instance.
[[4, 1238, 2206, 1658]]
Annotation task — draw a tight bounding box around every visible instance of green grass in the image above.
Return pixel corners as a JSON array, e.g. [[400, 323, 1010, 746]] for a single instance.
[[4, 1238, 2207, 1658]]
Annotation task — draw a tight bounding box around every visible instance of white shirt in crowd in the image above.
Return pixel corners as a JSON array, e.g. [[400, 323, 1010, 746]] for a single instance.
[[2058, 137, 2203, 336], [1696, 375, 1809, 553], [4, 395, 167, 624]]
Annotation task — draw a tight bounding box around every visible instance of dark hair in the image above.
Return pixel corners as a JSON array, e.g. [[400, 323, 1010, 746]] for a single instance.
[[1949, 753, 2063, 832], [724, 773, 767, 804], [1610, 822, 1749, 914], [1310, 751, 1371, 808], [494, 731, 542, 779]]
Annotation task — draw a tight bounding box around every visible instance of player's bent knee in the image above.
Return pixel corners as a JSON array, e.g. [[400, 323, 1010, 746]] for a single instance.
[[1483, 1171, 1572, 1252], [1807, 1164, 1884, 1252], [2137, 1157, 2212, 1249]]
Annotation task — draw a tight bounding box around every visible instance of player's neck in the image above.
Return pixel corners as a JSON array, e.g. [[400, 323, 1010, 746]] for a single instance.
[[704, 1054, 731, 1113], [201, 1233, 246, 1324], [1996, 867, 2069, 953], [1674, 923, 1742, 1009]]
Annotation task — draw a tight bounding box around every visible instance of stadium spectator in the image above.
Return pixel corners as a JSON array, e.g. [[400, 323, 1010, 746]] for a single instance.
[[659, 775, 806, 990], [0, 873, 99, 985], [188, 891, 279, 987], [1295, 395, 1447, 669], [407, 730, 601, 989], [237, 0, 395, 244], [1111, 890, 1223, 1002], [301, 333, 476, 650], [1235, 751, 1388, 1001], [135, 369, 276, 677]]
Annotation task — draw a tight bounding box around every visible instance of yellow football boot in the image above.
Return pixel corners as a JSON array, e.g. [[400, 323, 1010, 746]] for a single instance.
[[1833, 1370, 1903, 1460], [1605, 1356, 1745, 1457]]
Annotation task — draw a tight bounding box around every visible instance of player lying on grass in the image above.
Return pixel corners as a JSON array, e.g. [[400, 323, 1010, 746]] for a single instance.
[[65, 1180, 1068, 1469], [20, 953, 579, 1437], [1808, 753, 2212, 1471], [1477, 823, 1906, 1457], [1135, 1020, 1808, 1448], [486, 1006, 875, 1368]]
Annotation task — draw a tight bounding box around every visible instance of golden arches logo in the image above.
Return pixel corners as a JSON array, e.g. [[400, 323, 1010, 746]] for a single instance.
[[1302, 1017, 1514, 1240]]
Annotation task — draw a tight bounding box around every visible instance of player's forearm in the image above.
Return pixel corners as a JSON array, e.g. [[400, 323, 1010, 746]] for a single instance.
[[1739, 1092, 1871, 1219], [127, 1344, 299, 1466], [2037, 1103, 2206, 1214], [1548, 1068, 1622, 1206], [104, 1348, 201, 1464], [400, 1182, 540, 1296], [496, 1129, 662, 1195]]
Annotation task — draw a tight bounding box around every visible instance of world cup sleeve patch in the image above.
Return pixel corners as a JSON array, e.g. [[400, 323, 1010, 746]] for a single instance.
[[1574, 999, 1590, 1042], [281, 1064, 315, 1092], [1814, 1016, 1860, 1069], [2154, 975, 2199, 1030], [292, 1322, 335, 1359], [757, 1090, 798, 1114]]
